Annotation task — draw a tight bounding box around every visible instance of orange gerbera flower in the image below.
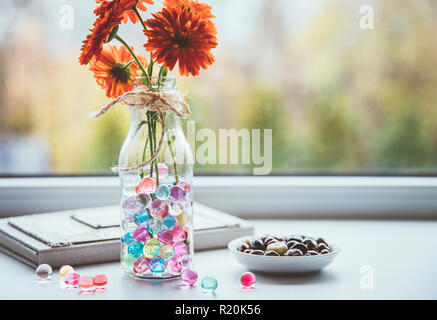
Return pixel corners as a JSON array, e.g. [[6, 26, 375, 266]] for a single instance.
[[144, 7, 218, 76], [79, 0, 137, 65], [96, 0, 154, 24], [163, 0, 215, 19], [89, 45, 148, 98]]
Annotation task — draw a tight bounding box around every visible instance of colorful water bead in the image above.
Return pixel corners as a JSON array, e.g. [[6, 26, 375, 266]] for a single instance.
[[122, 196, 139, 216], [137, 177, 157, 194], [166, 257, 182, 274], [240, 272, 256, 288], [64, 272, 80, 287], [136, 193, 151, 208], [178, 181, 191, 194], [128, 242, 144, 258], [181, 255, 193, 269], [162, 215, 178, 230], [133, 258, 149, 274], [150, 199, 169, 220], [36, 264, 53, 280], [157, 163, 169, 177], [170, 202, 185, 216], [78, 276, 94, 292], [201, 276, 218, 293], [172, 226, 188, 242], [176, 213, 190, 227], [155, 185, 171, 200], [133, 209, 150, 226], [59, 265, 74, 277], [158, 229, 173, 244], [181, 269, 198, 286], [133, 227, 150, 242], [174, 242, 188, 258], [149, 257, 166, 273], [147, 218, 162, 235], [170, 186, 186, 202], [93, 274, 108, 288], [143, 238, 160, 259], [121, 232, 135, 245], [159, 244, 175, 260]]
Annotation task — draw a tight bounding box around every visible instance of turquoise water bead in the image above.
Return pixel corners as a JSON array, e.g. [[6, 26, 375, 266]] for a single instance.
[[147, 218, 162, 235], [128, 242, 144, 258], [149, 257, 166, 273], [162, 215, 178, 230], [134, 209, 150, 226], [155, 185, 171, 200], [121, 232, 135, 245], [201, 277, 218, 293]]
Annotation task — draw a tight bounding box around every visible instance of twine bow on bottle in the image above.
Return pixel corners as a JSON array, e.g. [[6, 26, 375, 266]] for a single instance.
[[90, 85, 191, 173]]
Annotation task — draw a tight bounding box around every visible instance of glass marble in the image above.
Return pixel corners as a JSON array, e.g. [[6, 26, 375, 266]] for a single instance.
[[149, 257, 166, 273], [136, 193, 151, 208], [143, 238, 160, 259], [172, 226, 188, 242], [78, 276, 94, 292], [133, 258, 149, 274], [176, 213, 190, 227], [159, 244, 175, 260], [157, 229, 173, 244], [162, 215, 178, 230], [133, 210, 150, 226], [122, 196, 139, 216], [93, 274, 108, 288], [128, 242, 144, 258], [201, 276, 218, 293], [147, 218, 162, 235], [170, 186, 186, 202], [138, 177, 157, 194], [240, 272, 256, 288], [173, 242, 188, 258], [150, 199, 169, 220], [155, 185, 171, 200], [64, 272, 80, 287], [166, 257, 182, 274], [121, 232, 135, 245], [178, 181, 191, 194], [59, 265, 74, 277], [181, 269, 198, 286], [133, 227, 150, 242], [36, 264, 53, 280], [170, 202, 185, 216]]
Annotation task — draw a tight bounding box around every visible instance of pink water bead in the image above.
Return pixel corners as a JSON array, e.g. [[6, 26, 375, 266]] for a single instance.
[[178, 181, 191, 194], [172, 226, 188, 242], [240, 272, 256, 288], [181, 269, 198, 286], [150, 199, 169, 220], [173, 242, 188, 258], [166, 257, 182, 274], [93, 274, 108, 288], [133, 258, 149, 274], [64, 272, 80, 287], [157, 163, 169, 178], [78, 276, 94, 291], [134, 227, 150, 242], [137, 177, 157, 194], [158, 229, 173, 244]]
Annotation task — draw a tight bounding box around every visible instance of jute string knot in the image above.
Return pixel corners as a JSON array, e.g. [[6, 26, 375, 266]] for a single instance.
[[89, 85, 191, 173]]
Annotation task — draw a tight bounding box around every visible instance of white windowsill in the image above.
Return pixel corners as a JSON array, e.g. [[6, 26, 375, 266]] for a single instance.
[[0, 176, 437, 219]]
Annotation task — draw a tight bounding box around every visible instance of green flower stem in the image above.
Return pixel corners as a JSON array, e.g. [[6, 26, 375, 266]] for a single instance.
[[114, 34, 148, 79], [132, 5, 148, 31]]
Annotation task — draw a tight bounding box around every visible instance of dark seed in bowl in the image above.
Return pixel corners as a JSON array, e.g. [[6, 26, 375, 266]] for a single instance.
[[317, 243, 329, 252], [250, 250, 265, 256], [290, 243, 308, 255], [264, 250, 280, 256], [306, 250, 319, 256], [286, 240, 298, 249], [238, 244, 249, 252], [286, 249, 303, 256], [288, 235, 303, 242], [303, 238, 318, 250], [244, 249, 252, 254], [320, 249, 331, 255], [263, 236, 278, 246], [316, 237, 327, 245], [251, 239, 264, 250]]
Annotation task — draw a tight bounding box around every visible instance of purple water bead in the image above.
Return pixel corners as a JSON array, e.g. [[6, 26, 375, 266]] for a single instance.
[[174, 242, 188, 258], [181, 269, 198, 286], [122, 196, 139, 216], [150, 199, 169, 220], [170, 186, 186, 202], [172, 226, 188, 242], [136, 193, 151, 209], [166, 257, 182, 274], [158, 229, 173, 244], [149, 257, 166, 273], [178, 181, 191, 194], [133, 227, 150, 242]]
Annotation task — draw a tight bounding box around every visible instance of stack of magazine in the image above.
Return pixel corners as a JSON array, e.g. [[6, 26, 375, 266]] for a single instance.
[[0, 202, 253, 268]]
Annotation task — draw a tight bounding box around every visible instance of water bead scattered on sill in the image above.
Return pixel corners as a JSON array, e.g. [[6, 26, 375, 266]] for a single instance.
[[59, 265, 74, 277], [150, 199, 169, 220], [93, 274, 108, 288], [138, 177, 157, 194], [36, 264, 53, 280], [147, 218, 162, 235], [78, 276, 94, 292], [159, 244, 175, 260], [155, 185, 171, 200], [170, 185, 186, 202], [162, 215, 178, 230], [64, 272, 80, 287], [157, 229, 173, 244], [201, 276, 218, 293], [133, 209, 150, 226], [240, 272, 256, 288], [128, 242, 144, 258], [133, 258, 149, 274], [133, 227, 150, 242], [181, 269, 198, 286], [149, 257, 166, 273]]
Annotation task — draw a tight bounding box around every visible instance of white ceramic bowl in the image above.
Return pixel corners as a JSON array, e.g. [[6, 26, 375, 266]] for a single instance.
[[228, 236, 340, 274]]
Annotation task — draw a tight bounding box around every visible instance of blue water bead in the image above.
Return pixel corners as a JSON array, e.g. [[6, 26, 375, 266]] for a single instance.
[[121, 232, 135, 245], [147, 218, 162, 235], [162, 215, 178, 230], [149, 257, 166, 273], [201, 277, 218, 293], [134, 209, 150, 226], [155, 185, 171, 200], [127, 242, 144, 258]]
